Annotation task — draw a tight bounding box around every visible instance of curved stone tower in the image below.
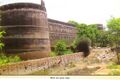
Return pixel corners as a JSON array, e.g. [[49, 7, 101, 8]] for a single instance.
[[0, 1, 51, 59]]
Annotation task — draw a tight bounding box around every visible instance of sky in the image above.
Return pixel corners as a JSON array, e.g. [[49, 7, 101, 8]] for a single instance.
[[0, 0, 120, 26]]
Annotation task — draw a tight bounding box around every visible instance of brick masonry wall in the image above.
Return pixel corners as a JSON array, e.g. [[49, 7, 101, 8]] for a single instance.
[[0, 53, 83, 75]]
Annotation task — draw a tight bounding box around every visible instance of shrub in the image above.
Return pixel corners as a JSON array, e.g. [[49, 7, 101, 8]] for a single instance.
[[0, 54, 21, 66], [54, 40, 67, 55], [72, 36, 91, 57], [49, 51, 57, 57]]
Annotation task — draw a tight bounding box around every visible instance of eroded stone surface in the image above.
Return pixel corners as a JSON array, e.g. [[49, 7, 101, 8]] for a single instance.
[[0, 53, 83, 75]]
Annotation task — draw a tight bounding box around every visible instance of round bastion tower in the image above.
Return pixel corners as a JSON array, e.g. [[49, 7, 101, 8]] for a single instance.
[[0, 0, 51, 59]]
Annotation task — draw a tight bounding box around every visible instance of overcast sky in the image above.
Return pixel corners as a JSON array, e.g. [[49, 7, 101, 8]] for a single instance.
[[0, 0, 120, 26]]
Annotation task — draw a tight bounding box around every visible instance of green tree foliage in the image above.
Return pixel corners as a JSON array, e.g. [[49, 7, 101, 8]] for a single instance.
[[107, 17, 120, 47], [68, 20, 79, 26], [107, 17, 120, 64], [96, 31, 112, 47], [69, 20, 113, 47], [69, 21, 99, 47]]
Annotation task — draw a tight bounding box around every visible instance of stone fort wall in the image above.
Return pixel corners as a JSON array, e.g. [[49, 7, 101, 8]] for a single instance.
[[0, 53, 83, 75], [0, 1, 77, 59], [48, 19, 77, 47]]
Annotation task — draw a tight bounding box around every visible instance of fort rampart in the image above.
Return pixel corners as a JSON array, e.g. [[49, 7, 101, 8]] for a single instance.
[[0, 53, 83, 75], [0, 0, 77, 59]]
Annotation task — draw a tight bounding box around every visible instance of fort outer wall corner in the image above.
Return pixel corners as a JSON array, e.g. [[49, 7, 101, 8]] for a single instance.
[[0, 3, 51, 59], [0, 2, 77, 59]]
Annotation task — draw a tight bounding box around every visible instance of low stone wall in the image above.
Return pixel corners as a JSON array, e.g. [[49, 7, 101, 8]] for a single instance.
[[0, 53, 83, 75]]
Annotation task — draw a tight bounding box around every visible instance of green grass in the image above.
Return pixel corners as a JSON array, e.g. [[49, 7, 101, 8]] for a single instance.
[[0, 54, 21, 66], [107, 63, 120, 75], [107, 63, 120, 69], [109, 70, 120, 76], [30, 69, 49, 75]]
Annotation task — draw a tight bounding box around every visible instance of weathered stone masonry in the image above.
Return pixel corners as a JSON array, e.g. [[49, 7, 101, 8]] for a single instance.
[[0, 0, 77, 59], [0, 53, 83, 75], [48, 19, 77, 47]]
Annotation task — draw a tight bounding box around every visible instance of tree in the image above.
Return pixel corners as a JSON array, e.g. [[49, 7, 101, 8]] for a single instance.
[[69, 21, 99, 47], [68, 20, 79, 26], [107, 17, 120, 64], [107, 17, 120, 47], [96, 31, 113, 47]]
